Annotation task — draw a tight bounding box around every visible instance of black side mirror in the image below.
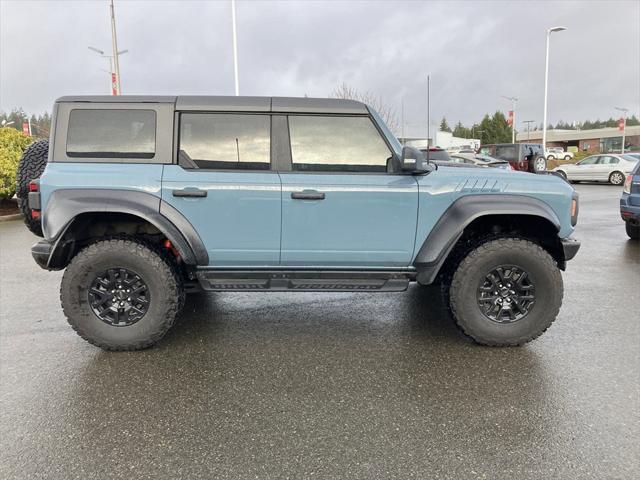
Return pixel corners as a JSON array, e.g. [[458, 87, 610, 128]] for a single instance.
[[401, 146, 424, 172]]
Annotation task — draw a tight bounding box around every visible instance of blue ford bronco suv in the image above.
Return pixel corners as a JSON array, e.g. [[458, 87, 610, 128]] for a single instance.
[[18, 95, 580, 350]]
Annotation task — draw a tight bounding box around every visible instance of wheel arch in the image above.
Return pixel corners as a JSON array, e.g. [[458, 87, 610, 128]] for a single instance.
[[42, 189, 208, 269], [414, 194, 563, 285]]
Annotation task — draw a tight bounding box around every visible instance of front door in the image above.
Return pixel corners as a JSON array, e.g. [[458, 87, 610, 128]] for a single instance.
[[162, 113, 281, 267], [278, 114, 418, 268], [574, 155, 599, 180]]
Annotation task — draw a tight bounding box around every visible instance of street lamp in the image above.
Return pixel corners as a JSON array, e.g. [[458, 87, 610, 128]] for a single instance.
[[231, 0, 239, 96], [88, 46, 128, 95], [615, 106, 628, 153], [522, 120, 536, 141], [542, 26, 567, 152], [501, 95, 518, 143], [1, 120, 15, 127]]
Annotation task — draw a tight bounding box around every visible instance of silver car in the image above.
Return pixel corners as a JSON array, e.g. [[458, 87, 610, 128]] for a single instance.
[[553, 154, 639, 185]]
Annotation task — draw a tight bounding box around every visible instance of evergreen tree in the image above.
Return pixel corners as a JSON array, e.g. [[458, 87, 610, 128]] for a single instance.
[[439, 117, 452, 133]]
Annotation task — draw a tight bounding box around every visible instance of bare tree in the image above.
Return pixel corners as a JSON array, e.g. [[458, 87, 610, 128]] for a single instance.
[[330, 83, 399, 133]]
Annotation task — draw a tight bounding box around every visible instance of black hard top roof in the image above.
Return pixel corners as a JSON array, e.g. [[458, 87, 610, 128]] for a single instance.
[[55, 95, 369, 114]]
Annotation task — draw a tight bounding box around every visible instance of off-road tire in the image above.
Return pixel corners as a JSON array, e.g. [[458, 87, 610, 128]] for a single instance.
[[609, 171, 625, 186], [61, 237, 185, 351], [626, 222, 640, 239], [449, 238, 563, 346], [531, 156, 547, 173], [16, 139, 48, 237]]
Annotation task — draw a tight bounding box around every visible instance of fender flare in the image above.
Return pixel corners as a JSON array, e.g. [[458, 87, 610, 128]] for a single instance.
[[413, 194, 561, 284], [42, 189, 208, 267]]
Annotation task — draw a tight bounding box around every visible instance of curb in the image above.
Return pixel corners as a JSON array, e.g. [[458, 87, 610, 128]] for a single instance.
[[0, 213, 24, 222]]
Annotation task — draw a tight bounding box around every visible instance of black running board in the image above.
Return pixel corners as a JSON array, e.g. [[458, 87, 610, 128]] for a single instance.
[[196, 270, 414, 292]]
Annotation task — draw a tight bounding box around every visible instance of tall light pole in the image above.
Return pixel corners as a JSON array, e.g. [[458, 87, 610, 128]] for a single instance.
[[109, 0, 123, 95], [523, 120, 535, 141], [615, 106, 628, 153], [88, 46, 128, 95], [542, 26, 567, 152], [501, 95, 518, 143], [231, 0, 240, 96]]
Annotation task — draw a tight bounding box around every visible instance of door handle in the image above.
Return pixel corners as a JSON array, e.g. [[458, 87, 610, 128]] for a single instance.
[[291, 190, 325, 200], [172, 188, 207, 198]]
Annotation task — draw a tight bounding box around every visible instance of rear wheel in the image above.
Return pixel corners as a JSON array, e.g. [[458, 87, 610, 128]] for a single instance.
[[564, 155, 572, 160], [626, 222, 640, 240], [16, 140, 48, 237], [448, 238, 563, 346], [609, 171, 625, 186], [61, 237, 184, 351]]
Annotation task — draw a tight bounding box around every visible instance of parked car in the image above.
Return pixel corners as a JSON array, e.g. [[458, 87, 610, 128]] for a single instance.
[[546, 147, 574, 161], [449, 153, 513, 170], [552, 154, 639, 185], [478, 143, 547, 173], [623, 152, 640, 161], [620, 160, 640, 239], [419, 147, 451, 162], [20, 95, 580, 351]]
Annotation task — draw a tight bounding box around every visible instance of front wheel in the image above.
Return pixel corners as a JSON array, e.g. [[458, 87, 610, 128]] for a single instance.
[[448, 238, 563, 346], [609, 171, 625, 186], [61, 238, 185, 351], [532, 156, 547, 173], [626, 222, 640, 240]]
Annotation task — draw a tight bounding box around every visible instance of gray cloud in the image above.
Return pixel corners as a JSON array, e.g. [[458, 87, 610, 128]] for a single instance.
[[1, 0, 638, 136]]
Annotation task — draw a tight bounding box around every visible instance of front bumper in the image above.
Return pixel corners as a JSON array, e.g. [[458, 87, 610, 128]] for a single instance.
[[31, 240, 53, 269], [561, 237, 581, 261]]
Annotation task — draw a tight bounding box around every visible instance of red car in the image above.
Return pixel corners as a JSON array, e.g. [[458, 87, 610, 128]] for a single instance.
[[478, 143, 547, 173]]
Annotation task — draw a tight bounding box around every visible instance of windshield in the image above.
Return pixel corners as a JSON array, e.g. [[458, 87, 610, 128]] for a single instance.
[[420, 149, 451, 161], [368, 107, 402, 158]]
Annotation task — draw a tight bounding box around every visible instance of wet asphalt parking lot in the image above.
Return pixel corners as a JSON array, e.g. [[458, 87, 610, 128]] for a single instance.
[[1, 183, 638, 479]]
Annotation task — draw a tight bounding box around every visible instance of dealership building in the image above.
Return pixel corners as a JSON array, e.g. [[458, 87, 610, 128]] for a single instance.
[[516, 125, 640, 153]]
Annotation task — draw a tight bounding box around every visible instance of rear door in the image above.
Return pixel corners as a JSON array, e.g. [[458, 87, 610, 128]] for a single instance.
[[594, 156, 618, 181], [161, 112, 281, 267], [278, 114, 418, 268]]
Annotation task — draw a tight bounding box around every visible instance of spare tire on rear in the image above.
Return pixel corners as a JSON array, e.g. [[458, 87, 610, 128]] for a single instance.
[[531, 156, 547, 174], [16, 140, 48, 237]]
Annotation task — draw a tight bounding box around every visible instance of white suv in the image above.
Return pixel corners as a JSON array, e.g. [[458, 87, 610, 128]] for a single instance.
[[546, 147, 574, 161]]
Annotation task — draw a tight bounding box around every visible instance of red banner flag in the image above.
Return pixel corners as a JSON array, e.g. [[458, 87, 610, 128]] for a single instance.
[[22, 122, 30, 136], [507, 110, 514, 126], [619, 118, 625, 131], [111, 73, 118, 96]]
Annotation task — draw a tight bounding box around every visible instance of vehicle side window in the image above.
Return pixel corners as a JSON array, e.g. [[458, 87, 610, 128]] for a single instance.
[[66, 109, 156, 158], [179, 113, 270, 170], [599, 156, 619, 165], [288, 115, 392, 173], [495, 145, 516, 161], [579, 156, 598, 165]]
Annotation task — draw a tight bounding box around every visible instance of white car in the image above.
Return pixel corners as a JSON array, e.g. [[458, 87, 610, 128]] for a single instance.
[[546, 147, 574, 161], [553, 154, 639, 185]]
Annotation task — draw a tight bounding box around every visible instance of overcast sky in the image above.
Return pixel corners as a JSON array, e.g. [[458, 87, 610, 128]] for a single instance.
[[1, 0, 639, 136]]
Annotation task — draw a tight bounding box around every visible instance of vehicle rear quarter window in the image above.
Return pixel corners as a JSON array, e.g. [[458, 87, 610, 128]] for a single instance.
[[179, 113, 270, 170], [288, 115, 392, 173], [495, 145, 516, 161], [66, 109, 156, 158]]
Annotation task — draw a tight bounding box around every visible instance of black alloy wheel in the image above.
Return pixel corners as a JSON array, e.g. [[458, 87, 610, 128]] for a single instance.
[[477, 265, 535, 323], [88, 268, 150, 327]]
